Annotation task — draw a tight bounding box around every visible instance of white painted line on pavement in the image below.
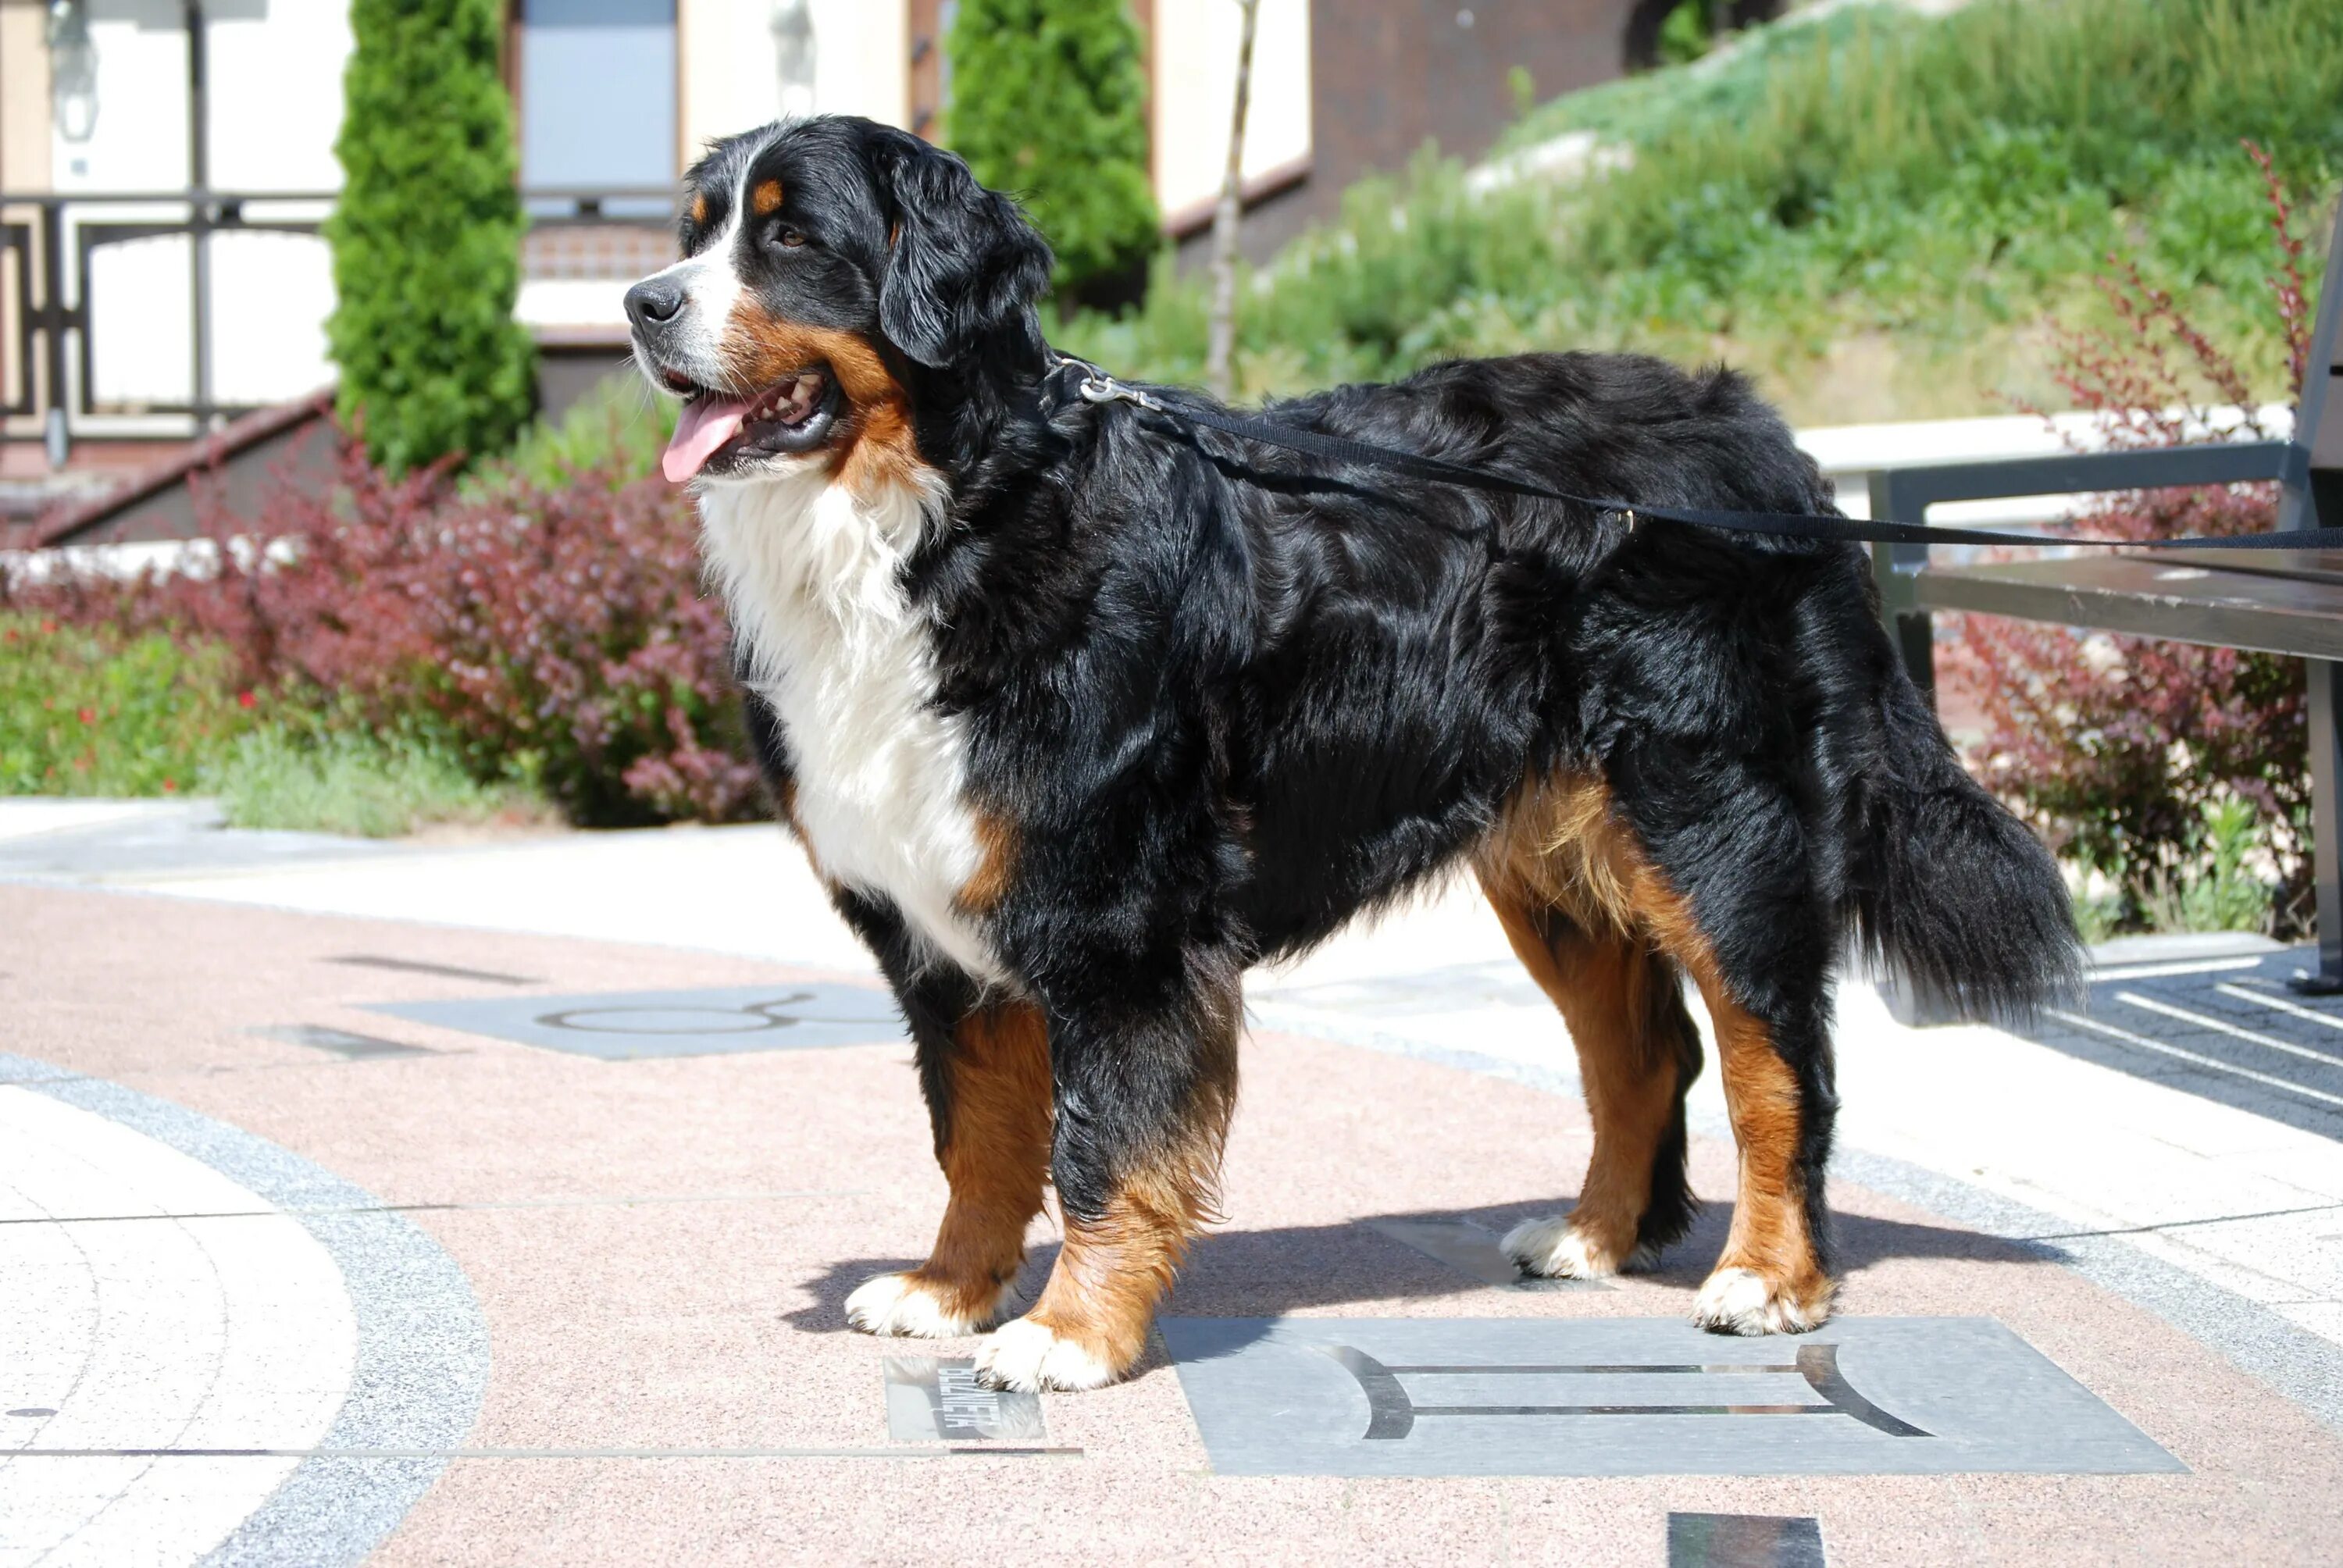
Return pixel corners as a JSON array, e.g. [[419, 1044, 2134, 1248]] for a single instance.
[[2091, 957, 2270, 982], [2116, 993, 2343, 1067], [2216, 983, 2343, 1035], [2049, 1009, 2343, 1108]]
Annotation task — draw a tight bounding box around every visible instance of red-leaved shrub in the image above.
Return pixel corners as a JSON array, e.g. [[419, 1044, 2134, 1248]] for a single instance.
[[1942, 144, 2321, 924], [11, 437, 762, 826]]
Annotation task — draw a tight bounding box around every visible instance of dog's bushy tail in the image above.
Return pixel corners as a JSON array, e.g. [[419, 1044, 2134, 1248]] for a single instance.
[[1849, 671, 2086, 1025]]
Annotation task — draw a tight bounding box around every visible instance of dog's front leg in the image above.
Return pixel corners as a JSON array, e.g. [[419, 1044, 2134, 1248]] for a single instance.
[[974, 964, 1240, 1392], [846, 996, 1054, 1336]]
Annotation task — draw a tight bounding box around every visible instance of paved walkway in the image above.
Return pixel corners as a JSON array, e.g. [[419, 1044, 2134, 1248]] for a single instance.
[[5, 803, 2343, 1563]]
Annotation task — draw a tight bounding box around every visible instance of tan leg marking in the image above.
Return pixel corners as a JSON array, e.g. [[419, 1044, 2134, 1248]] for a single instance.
[[1480, 882, 1681, 1275], [979, 994, 1236, 1391], [1478, 772, 1831, 1328], [847, 1002, 1051, 1337], [1678, 960, 1833, 1331]]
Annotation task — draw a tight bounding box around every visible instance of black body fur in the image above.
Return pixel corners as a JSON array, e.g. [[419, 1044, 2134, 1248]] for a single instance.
[[669, 116, 2082, 1313]]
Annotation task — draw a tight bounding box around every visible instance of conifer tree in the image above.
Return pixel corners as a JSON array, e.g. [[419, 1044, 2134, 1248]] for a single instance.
[[945, 0, 1161, 299], [326, 0, 535, 472]]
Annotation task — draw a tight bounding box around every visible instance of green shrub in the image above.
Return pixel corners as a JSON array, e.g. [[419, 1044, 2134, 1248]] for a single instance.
[[327, 0, 536, 473], [1657, 1, 1717, 67], [1946, 153, 2313, 939], [0, 615, 253, 796], [205, 724, 537, 839], [0, 612, 549, 836], [945, 0, 1160, 298], [2133, 800, 2280, 937], [1059, 0, 2342, 420], [474, 378, 677, 494]]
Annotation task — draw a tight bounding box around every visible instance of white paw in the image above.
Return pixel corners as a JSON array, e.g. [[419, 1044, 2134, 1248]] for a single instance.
[[972, 1316, 1118, 1392], [1501, 1215, 1623, 1279], [843, 1270, 1015, 1338], [1690, 1265, 1830, 1335]]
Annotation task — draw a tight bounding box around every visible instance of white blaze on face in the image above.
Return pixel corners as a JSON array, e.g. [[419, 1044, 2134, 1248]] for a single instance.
[[629, 148, 759, 423]]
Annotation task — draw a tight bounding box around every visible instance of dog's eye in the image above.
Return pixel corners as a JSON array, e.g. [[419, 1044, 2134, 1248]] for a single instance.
[[776, 226, 808, 248]]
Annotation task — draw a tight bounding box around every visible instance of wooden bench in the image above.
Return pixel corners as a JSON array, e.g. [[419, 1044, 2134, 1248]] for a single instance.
[[1871, 198, 2343, 993]]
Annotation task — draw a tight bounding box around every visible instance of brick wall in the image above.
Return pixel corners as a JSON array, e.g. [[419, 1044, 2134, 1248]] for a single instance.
[[1184, 0, 1775, 264]]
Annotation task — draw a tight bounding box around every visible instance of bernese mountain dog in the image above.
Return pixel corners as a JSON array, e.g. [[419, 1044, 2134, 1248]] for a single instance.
[[623, 115, 2081, 1392]]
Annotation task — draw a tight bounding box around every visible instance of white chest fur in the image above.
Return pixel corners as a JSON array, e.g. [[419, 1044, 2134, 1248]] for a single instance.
[[697, 465, 1004, 982]]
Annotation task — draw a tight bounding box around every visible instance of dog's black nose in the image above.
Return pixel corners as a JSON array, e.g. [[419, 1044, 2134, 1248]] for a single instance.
[[624, 277, 685, 328]]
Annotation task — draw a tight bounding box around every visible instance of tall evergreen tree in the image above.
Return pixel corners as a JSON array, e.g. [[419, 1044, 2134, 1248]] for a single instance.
[[945, 0, 1161, 300], [326, 0, 535, 472]]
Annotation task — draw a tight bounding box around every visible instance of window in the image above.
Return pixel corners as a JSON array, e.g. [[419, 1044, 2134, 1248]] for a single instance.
[[517, 0, 678, 204]]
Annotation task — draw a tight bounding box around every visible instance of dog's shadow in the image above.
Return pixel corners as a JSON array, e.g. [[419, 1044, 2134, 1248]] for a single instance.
[[783, 1196, 2056, 1338]]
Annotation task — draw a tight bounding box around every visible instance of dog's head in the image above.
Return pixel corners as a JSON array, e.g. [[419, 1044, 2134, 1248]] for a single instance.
[[625, 116, 1054, 485]]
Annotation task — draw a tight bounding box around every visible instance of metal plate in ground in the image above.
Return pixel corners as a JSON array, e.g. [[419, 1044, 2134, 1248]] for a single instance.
[[367, 984, 903, 1060], [883, 1357, 1047, 1442], [1669, 1514, 1826, 1568], [1157, 1316, 2181, 1477], [1365, 1217, 1607, 1292]]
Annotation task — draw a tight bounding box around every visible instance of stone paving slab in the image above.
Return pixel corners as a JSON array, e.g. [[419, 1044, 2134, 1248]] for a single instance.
[[8, 882, 2343, 1566]]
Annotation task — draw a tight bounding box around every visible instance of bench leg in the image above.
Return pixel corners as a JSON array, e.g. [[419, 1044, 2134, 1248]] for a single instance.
[[2291, 657, 2343, 996], [1893, 609, 1936, 708]]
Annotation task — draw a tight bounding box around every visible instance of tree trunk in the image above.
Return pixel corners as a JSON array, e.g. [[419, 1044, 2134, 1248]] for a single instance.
[[1204, 0, 1261, 402]]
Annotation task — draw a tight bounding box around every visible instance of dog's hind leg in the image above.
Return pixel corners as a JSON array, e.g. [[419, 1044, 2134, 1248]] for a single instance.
[[973, 961, 1240, 1392], [1480, 772, 1836, 1331], [1616, 805, 1841, 1336], [1479, 886, 1703, 1279], [845, 996, 1054, 1338]]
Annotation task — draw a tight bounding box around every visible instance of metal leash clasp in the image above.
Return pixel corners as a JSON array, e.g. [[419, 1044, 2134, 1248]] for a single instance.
[[1077, 371, 1167, 415]]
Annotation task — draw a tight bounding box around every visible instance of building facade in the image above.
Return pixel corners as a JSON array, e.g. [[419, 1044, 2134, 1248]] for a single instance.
[[2, 0, 1685, 481]]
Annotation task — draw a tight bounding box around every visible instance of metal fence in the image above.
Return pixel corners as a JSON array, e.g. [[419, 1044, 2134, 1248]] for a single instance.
[[0, 186, 676, 458]]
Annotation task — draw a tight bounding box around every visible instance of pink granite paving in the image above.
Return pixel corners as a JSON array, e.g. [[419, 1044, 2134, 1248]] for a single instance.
[[9, 881, 2343, 1566]]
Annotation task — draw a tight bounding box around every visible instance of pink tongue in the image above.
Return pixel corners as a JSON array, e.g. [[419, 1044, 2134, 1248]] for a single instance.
[[662, 394, 754, 483]]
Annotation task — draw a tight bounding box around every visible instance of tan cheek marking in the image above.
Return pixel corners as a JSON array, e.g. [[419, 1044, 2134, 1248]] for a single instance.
[[719, 305, 929, 504], [911, 1002, 1054, 1318], [751, 178, 784, 216]]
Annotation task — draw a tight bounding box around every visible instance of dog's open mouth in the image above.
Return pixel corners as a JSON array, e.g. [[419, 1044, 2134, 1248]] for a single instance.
[[662, 367, 840, 483]]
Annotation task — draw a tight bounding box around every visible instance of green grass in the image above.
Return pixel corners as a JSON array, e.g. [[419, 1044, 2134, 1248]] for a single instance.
[[205, 725, 541, 839], [1058, 0, 2343, 423], [0, 613, 547, 837]]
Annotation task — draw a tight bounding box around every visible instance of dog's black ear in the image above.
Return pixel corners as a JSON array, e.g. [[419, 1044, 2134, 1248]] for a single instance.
[[875, 134, 1054, 369]]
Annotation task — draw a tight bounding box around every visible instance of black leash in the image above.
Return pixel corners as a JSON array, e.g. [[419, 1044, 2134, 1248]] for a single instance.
[[1055, 361, 2343, 554]]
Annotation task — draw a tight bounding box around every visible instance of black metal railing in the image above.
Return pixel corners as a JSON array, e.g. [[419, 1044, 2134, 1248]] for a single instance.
[[0, 186, 678, 452]]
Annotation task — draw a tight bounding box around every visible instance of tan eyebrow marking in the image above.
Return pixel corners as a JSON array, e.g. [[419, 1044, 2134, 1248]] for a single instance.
[[689, 193, 708, 226], [751, 178, 784, 216]]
